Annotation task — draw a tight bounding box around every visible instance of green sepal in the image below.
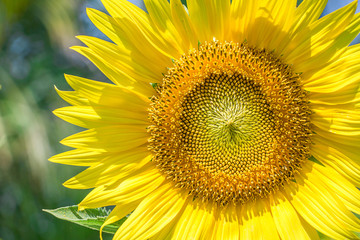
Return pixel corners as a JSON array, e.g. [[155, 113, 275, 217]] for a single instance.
[[43, 205, 127, 234]]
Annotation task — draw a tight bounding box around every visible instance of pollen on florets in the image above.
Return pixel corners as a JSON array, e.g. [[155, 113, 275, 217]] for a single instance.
[[148, 41, 312, 206]]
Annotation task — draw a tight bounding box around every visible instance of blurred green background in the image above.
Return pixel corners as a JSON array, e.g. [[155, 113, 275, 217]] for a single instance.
[[0, 0, 112, 239], [0, 0, 359, 239]]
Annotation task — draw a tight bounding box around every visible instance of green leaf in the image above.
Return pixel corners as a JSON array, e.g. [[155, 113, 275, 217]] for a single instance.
[[43, 205, 127, 234]]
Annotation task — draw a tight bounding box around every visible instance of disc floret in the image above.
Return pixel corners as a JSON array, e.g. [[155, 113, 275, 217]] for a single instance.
[[149, 41, 311, 206]]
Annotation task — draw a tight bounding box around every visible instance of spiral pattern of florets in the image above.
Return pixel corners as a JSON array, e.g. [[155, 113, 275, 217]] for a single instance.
[[148, 41, 311, 206]]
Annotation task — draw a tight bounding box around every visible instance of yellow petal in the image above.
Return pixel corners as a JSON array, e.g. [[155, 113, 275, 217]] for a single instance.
[[149, 216, 177, 240], [71, 46, 153, 95], [60, 126, 148, 152], [77, 36, 162, 84], [249, 0, 297, 51], [64, 74, 151, 108], [99, 203, 139, 240], [49, 149, 106, 166], [63, 151, 151, 189], [55, 86, 89, 106], [313, 163, 360, 215], [87, 7, 174, 69], [285, 2, 357, 71], [150, 203, 190, 240], [113, 183, 188, 240], [170, 0, 198, 49], [270, 191, 319, 240], [312, 135, 360, 187], [187, 0, 230, 42], [309, 82, 360, 105], [101, 0, 181, 59], [79, 166, 164, 209], [144, 0, 187, 52], [172, 199, 216, 240], [54, 106, 148, 129], [214, 204, 240, 240], [312, 109, 360, 135], [291, 0, 327, 35], [86, 8, 127, 47], [303, 35, 360, 93], [240, 199, 280, 240], [230, 0, 259, 43], [285, 162, 360, 239], [313, 125, 360, 147], [313, 132, 360, 157]]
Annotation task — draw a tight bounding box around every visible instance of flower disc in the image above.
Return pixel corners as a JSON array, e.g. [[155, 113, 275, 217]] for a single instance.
[[149, 41, 312, 205]]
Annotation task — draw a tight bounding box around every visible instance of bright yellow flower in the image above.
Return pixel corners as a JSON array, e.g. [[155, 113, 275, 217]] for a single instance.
[[51, 0, 360, 239]]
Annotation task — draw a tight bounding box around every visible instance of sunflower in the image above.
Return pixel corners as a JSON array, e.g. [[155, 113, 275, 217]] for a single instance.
[[51, 0, 360, 239]]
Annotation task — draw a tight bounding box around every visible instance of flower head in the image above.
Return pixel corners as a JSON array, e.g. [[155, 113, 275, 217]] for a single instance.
[[51, 0, 360, 239]]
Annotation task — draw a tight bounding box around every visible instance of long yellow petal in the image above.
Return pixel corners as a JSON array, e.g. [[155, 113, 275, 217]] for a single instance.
[[249, 0, 297, 51], [172, 199, 216, 240], [86, 8, 127, 47], [303, 35, 360, 92], [71, 46, 154, 95], [55, 87, 89, 106], [54, 106, 148, 129], [270, 191, 319, 240], [144, 0, 187, 53], [285, 162, 360, 239], [99, 203, 139, 240], [309, 82, 360, 105], [77, 36, 162, 84], [230, 0, 259, 43], [214, 204, 240, 240], [312, 109, 360, 136], [240, 199, 280, 240], [313, 125, 360, 147], [312, 140, 360, 187], [87, 7, 175, 70], [285, 2, 357, 71], [60, 126, 148, 152], [79, 166, 164, 209], [187, 0, 230, 42], [290, 0, 327, 35], [49, 149, 106, 166], [101, 0, 182, 59], [63, 151, 151, 189], [64, 74, 151, 108], [113, 183, 188, 240], [170, 0, 198, 49], [313, 164, 360, 214]]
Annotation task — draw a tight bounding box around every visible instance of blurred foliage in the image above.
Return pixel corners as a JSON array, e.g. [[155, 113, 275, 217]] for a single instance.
[[0, 0, 109, 239]]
